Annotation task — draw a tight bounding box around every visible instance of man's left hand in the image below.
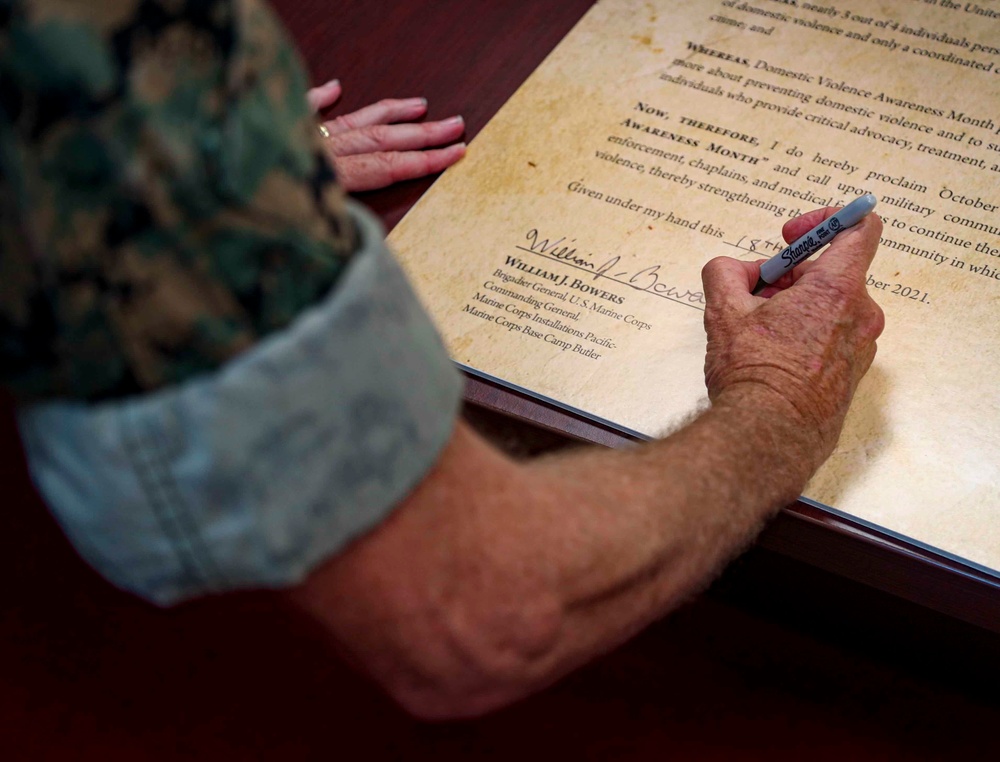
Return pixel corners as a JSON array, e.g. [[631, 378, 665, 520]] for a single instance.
[[307, 78, 466, 192]]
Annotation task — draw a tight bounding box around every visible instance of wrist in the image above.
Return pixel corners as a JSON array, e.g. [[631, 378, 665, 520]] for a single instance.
[[709, 381, 832, 491]]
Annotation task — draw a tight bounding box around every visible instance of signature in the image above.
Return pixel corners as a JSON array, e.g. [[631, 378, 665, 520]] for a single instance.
[[521, 229, 706, 307]]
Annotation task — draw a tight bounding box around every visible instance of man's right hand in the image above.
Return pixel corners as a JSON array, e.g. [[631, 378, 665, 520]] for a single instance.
[[700, 207, 885, 468]]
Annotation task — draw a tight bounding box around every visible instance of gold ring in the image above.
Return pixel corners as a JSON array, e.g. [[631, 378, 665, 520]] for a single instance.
[[317, 123, 331, 139]]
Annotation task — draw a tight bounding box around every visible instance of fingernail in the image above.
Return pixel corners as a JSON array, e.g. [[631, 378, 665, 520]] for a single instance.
[[325, 78, 340, 90], [446, 115, 464, 125]]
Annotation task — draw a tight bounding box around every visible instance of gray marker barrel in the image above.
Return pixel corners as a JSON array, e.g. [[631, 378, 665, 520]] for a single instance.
[[753, 193, 878, 294]]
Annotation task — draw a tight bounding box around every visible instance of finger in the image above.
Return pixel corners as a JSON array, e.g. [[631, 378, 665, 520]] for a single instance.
[[307, 79, 342, 111], [326, 97, 428, 134], [778, 204, 882, 286], [781, 206, 836, 243], [324, 116, 465, 157], [812, 212, 883, 277], [335, 143, 467, 192], [784, 258, 819, 286], [701, 256, 760, 318], [766, 256, 826, 291], [757, 267, 794, 296]]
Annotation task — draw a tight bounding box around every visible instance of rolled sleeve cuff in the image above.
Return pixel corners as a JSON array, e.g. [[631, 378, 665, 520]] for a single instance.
[[16, 202, 463, 606]]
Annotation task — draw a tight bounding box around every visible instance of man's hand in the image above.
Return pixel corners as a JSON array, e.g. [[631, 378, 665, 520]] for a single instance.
[[701, 207, 885, 467], [307, 79, 466, 192]]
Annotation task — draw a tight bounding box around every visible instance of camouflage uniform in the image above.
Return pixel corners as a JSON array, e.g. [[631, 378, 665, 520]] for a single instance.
[[3, 0, 463, 605], [1, 0, 358, 401]]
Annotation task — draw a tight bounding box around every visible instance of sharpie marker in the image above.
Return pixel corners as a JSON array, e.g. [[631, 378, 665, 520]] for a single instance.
[[752, 193, 878, 295]]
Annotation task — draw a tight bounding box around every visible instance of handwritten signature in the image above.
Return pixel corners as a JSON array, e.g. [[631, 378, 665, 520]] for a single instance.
[[520, 229, 706, 308]]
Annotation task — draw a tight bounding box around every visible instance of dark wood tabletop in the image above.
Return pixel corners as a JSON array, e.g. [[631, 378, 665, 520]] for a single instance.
[[2, 2, 999, 759]]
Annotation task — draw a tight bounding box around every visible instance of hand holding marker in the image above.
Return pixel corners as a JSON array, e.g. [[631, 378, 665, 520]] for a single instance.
[[752, 193, 879, 295]]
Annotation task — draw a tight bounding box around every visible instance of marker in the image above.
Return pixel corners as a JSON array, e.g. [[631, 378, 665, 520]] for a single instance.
[[752, 193, 878, 295]]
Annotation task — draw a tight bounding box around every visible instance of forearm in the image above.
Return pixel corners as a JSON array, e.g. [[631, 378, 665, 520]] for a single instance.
[[554, 400, 798, 566], [287, 384, 824, 718], [511, 384, 823, 687]]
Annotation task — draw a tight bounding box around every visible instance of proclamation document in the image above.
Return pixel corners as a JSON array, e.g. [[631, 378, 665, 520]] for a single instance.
[[389, 0, 1000, 574]]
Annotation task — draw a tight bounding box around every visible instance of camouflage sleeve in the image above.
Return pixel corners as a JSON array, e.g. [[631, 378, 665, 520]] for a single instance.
[[0, 0, 357, 402], [16, 202, 465, 605]]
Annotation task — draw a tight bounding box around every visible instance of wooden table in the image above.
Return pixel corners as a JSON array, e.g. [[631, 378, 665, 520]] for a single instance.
[[3, 2, 1000, 758]]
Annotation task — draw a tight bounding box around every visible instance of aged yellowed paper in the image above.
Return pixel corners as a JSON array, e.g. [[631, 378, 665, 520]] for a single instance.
[[389, 0, 1000, 573]]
